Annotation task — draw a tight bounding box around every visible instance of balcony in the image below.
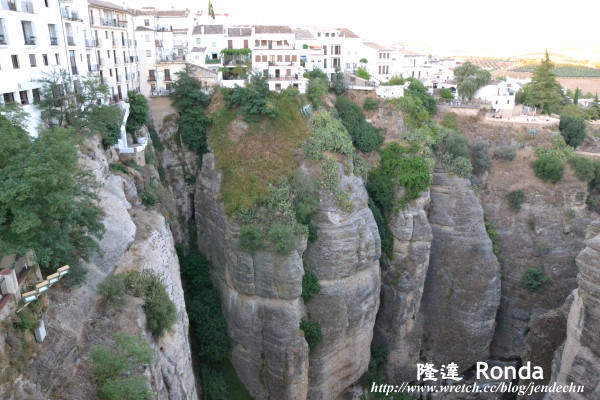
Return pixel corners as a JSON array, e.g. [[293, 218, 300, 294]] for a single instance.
[[0, 35, 6, 44], [126, 72, 135, 80], [98, 57, 105, 67], [50, 37, 58, 45], [114, 57, 121, 65], [24, 36, 36, 45], [85, 39, 96, 48], [101, 19, 127, 28], [129, 55, 138, 63], [88, 64, 98, 72], [20, 0, 33, 13], [156, 55, 185, 62], [112, 38, 119, 47], [147, 76, 156, 82], [164, 74, 172, 82], [67, 36, 75, 46], [2, 1, 17, 11], [122, 39, 132, 46], [60, 8, 81, 21]]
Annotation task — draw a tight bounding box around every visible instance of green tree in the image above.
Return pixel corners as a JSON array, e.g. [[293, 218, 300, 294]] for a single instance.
[[453, 61, 491, 100], [405, 78, 436, 115], [89, 104, 124, 147], [525, 51, 563, 114], [356, 67, 371, 80], [126, 91, 149, 133], [0, 118, 104, 270], [439, 88, 454, 100], [0, 102, 29, 130], [559, 114, 586, 147], [573, 86, 580, 105], [307, 75, 329, 107]]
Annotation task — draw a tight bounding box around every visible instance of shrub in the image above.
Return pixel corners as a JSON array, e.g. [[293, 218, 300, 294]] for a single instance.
[[394, 95, 429, 129], [330, 69, 347, 95], [494, 146, 516, 161], [383, 75, 405, 86], [110, 164, 130, 175], [239, 225, 264, 254], [300, 320, 322, 348], [16, 310, 38, 331], [302, 111, 354, 161], [569, 155, 595, 182], [145, 288, 178, 337], [302, 272, 320, 303], [89, 105, 123, 147], [533, 153, 564, 183], [484, 217, 503, 262], [522, 265, 552, 291], [335, 97, 383, 152], [559, 114, 586, 148], [441, 154, 473, 178], [506, 189, 525, 211], [126, 91, 149, 134], [178, 108, 211, 154], [201, 366, 229, 400], [471, 140, 491, 175], [363, 98, 379, 111], [140, 184, 158, 206], [224, 73, 279, 122], [267, 224, 297, 254], [307, 76, 329, 108], [444, 133, 469, 158], [100, 376, 155, 400], [98, 275, 127, 305], [356, 67, 371, 80], [291, 171, 320, 225], [441, 113, 459, 131], [439, 88, 454, 100]]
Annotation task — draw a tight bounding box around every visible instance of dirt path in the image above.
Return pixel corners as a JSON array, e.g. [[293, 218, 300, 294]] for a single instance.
[[576, 151, 600, 158]]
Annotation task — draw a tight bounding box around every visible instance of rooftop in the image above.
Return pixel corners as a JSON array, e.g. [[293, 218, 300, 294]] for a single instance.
[[295, 28, 315, 40], [254, 25, 293, 34], [363, 41, 393, 51], [88, 0, 132, 13], [227, 27, 252, 37], [192, 25, 224, 35]]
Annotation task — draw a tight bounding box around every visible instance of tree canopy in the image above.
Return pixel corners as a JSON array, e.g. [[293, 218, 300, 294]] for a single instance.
[[520, 52, 563, 114], [0, 117, 104, 269], [454, 61, 492, 100], [126, 91, 149, 133]]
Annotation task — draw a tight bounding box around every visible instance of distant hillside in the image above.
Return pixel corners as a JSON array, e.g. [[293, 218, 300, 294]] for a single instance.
[[511, 64, 600, 78]]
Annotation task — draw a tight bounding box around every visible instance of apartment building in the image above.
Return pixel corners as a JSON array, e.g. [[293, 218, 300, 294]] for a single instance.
[[294, 28, 324, 71], [88, 0, 139, 101], [362, 41, 396, 83], [251, 25, 306, 93], [0, 0, 69, 135], [305, 26, 362, 79], [188, 24, 225, 70]]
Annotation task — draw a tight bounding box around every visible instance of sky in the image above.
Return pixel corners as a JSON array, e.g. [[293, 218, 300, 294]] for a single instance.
[[142, 0, 600, 59]]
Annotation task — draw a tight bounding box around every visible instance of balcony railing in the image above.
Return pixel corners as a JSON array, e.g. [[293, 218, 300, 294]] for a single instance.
[[98, 57, 105, 67], [101, 19, 127, 28], [122, 39, 132, 46], [147, 76, 156, 82], [24, 36, 36, 45], [126, 73, 135, 80], [129, 55, 138, 62], [50, 36, 58, 45], [156, 55, 184, 62], [0, 35, 6, 44], [60, 7, 81, 20], [116, 75, 121, 83], [114, 57, 121, 65], [85, 39, 96, 47], [20, 0, 33, 13], [67, 36, 75, 46], [112, 38, 119, 47], [164, 74, 172, 82], [2, 1, 17, 11], [88, 64, 98, 72]]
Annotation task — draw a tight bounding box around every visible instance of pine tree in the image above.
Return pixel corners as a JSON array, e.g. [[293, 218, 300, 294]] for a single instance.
[[208, 1, 215, 19], [527, 51, 563, 114], [573, 86, 579, 105]]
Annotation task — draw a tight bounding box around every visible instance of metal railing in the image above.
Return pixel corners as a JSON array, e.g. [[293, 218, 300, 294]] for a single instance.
[[147, 76, 156, 82], [114, 57, 121, 64], [156, 55, 185, 62], [85, 38, 96, 47], [50, 36, 58, 45], [24, 36, 36, 45], [112, 38, 119, 47], [164, 74, 172, 81], [88, 64, 98, 71], [0, 35, 6, 44], [20, 0, 33, 13], [60, 7, 80, 20], [2, 1, 17, 11], [98, 57, 105, 67], [129, 55, 138, 63], [67, 36, 75, 46], [126, 72, 135, 80]]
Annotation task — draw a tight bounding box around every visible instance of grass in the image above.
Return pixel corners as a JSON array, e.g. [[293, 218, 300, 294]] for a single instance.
[[208, 92, 311, 215], [511, 64, 600, 77]]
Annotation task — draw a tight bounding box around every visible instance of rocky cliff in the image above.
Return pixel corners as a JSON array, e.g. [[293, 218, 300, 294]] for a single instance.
[[420, 170, 501, 369], [545, 219, 600, 399], [373, 190, 432, 382], [0, 136, 198, 400], [195, 150, 381, 400]]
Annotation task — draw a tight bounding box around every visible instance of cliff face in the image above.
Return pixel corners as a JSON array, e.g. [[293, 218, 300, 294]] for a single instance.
[[195, 153, 381, 400], [0, 136, 198, 400], [546, 220, 600, 399], [420, 170, 501, 369], [303, 173, 381, 400], [373, 190, 432, 381]]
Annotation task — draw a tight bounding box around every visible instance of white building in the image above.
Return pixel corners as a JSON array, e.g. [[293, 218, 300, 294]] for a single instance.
[[473, 79, 516, 112], [306, 26, 362, 78], [362, 41, 395, 83], [188, 24, 225, 70], [294, 28, 324, 72]]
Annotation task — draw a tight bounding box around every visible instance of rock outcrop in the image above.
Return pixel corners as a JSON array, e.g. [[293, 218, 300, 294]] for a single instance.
[[195, 152, 309, 400], [373, 190, 432, 381], [420, 170, 501, 370], [545, 219, 600, 399], [303, 173, 381, 400]]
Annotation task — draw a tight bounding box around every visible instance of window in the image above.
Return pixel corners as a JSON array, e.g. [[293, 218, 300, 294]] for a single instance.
[[145, 34, 150, 42], [227, 39, 232, 49], [29, 54, 36, 67], [109, 68, 112, 77], [212, 41, 216, 47], [105, 31, 108, 39], [292, 55, 297, 62], [44, 0, 49, 7], [55, 53, 60, 64], [3, 93, 15, 103], [164, 69, 171, 81], [275, 83, 281, 90], [32, 88, 40, 102], [42, 54, 48, 65], [196, 38, 201, 44], [107, 50, 110, 58], [19, 90, 29, 105], [0, 19, 7, 45], [21, 21, 36, 45], [285, 55, 290, 62], [277, 55, 282, 63], [261, 55, 267, 62], [146, 50, 151, 57], [144, 19, 149, 26], [11, 55, 19, 69], [255, 55, 260, 63]]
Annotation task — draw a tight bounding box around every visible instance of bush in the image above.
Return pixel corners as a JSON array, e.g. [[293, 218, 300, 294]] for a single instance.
[[302, 111, 354, 161], [494, 146, 516, 161], [224, 73, 278, 122], [335, 97, 383, 152], [471, 140, 491, 175], [110, 164, 130, 175], [98, 275, 127, 305], [356, 67, 371, 80], [444, 133, 469, 158], [89, 105, 123, 147], [383, 75, 405, 86], [307, 76, 329, 108], [267, 224, 297, 254], [145, 289, 178, 337], [441, 154, 473, 178], [330, 69, 347, 95], [559, 114, 586, 148], [139, 184, 158, 207], [201, 366, 229, 400], [441, 113, 459, 131], [363, 98, 379, 111], [100, 376, 154, 400], [302, 271, 320, 303], [16, 310, 38, 331], [394, 95, 429, 129], [300, 320, 322, 348], [522, 265, 552, 291], [569, 155, 596, 182], [439, 88, 454, 100], [506, 189, 525, 211], [533, 153, 564, 183], [178, 108, 210, 154], [126, 91, 149, 134]]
